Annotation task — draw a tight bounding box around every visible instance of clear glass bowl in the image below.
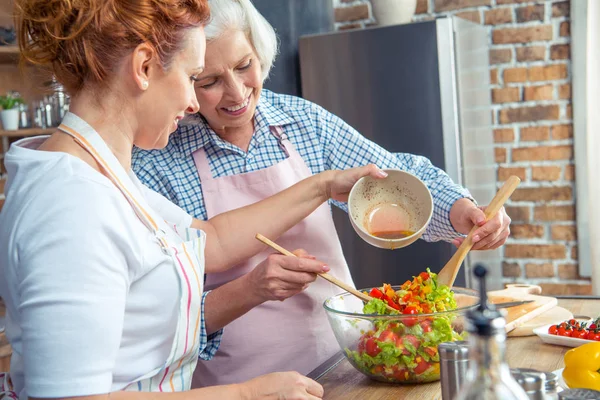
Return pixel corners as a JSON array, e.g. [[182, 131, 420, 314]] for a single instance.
[[323, 286, 479, 384]]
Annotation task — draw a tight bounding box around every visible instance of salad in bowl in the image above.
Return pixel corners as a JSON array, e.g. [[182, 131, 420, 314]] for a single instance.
[[323, 270, 478, 384]]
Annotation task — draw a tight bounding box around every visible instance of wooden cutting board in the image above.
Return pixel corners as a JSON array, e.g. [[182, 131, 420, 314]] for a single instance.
[[487, 284, 558, 333], [507, 306, 573, 337]]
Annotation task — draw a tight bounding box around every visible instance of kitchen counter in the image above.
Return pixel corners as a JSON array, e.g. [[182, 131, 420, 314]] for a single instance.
[[309, 298, 597, 400]]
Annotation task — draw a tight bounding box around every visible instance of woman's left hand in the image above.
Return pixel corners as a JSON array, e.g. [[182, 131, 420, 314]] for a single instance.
[[326, 164, 388, 202], [449, 198, 511, 250]]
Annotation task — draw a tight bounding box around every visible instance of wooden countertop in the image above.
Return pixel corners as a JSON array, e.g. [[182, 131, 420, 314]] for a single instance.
[[312, 298, 598, 400]]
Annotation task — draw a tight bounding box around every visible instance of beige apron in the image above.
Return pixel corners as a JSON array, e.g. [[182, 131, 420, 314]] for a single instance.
[[192, 126, 353, 386]]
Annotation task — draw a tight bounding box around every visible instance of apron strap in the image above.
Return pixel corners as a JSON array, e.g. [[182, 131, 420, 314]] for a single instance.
[[57, 124, 169, 248]]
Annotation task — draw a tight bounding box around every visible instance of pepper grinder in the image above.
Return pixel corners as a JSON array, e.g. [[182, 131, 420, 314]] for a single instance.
[[454, 264, 529, 400], [439, 340, 470, 400]]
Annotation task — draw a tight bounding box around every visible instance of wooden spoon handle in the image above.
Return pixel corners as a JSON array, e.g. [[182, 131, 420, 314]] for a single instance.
[[255, 233, 397, 312], [437, 175, 521, 287]]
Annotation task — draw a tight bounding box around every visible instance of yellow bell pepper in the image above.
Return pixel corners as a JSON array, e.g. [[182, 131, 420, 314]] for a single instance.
[[563, 341, 600, 391]]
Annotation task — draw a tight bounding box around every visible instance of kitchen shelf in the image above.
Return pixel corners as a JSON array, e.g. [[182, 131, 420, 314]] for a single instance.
[[0, 128, 55, 137], [0, 46, 20, 64]]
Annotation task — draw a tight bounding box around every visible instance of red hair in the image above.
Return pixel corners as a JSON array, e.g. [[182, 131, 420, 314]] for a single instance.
[[15, 0, 210, 95]]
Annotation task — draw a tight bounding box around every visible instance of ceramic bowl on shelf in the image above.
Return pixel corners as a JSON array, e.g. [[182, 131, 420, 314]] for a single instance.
[[323, 286, 478, 384], [347, 169, 433, 250]]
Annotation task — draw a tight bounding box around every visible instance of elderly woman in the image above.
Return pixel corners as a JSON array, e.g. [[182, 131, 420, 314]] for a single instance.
[[132, 0, 512, 386], [0, 0, 389, 398]]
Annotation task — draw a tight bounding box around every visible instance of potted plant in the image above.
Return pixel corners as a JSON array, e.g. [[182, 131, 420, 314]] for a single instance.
[[0, 92, 24, 131]]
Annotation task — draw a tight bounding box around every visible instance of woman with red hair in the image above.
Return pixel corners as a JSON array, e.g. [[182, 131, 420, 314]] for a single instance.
[[0, 0, 387, 398]]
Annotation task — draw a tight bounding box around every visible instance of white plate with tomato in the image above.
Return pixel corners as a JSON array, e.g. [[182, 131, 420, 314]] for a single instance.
[[533, 317, 600, 347]]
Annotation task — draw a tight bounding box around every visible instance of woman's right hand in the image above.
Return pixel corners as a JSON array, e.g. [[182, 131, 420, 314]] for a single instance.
[[240, 371, 324, 399], [247, 249, 329, 302]]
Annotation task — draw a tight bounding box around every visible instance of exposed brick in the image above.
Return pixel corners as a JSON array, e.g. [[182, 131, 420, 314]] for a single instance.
[[490, 68, 498, 84], [564, 164, 575, 180], [552, 124, 573, 139], [512, 186, 572, 202], [499, 105, 559, 124], [551, 44, 570, 60], [532, 166, 561, 181], [566, 104, 572, 119], [485, 8, 512, 25], [571, 246, 578, 260], [0, 198, 3, 213], [492, 87, 519, 103], [520, 126, 549, 142], [559, 84, 571, 99], [434, 0, 491, 12], [502, 262, 521, 278], [551, 225, 577, 241], [489, 48, 512, 65], [334, 4, 370, 23], [0, 178, 5, 194], [495, 147, 507, 163], [339, 23, 362, 30], [504, 67, 527, 83], [511, 224, 544, 239], [534, 205, 576, 221], [516, 4, 544, 22], [552, 1, 570, 17], [492, 26, 553, 44], [516, 46, 545, 62], [525, 263, 554, 278], [540, 283, 592, 296], [498, 166, 525, 181], [456, 10, 481, 24], [494, 128, 515, 143], [558, 264, 580, 280], [506, 206, 530, 222], [505, 244, 566, 259], [524, 84, 554, 101], [560, 21, 570, 37], [416, 0, 428, 14], [528, 64, 568, 81], [512, 145, 572, 161]]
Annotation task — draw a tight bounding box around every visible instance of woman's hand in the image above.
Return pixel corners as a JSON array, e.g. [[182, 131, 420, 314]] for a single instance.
[[246, 249, 328, 302], [325, 164, 388, 202], [449, 198, 511, 250], [240, 371, 324, 400]]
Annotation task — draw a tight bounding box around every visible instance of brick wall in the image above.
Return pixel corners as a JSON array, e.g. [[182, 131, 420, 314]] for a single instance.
[[333, 0, 587, 295]]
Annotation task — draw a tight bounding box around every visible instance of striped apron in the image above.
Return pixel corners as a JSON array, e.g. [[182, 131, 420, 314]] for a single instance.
[[1, 113, 207, 397]]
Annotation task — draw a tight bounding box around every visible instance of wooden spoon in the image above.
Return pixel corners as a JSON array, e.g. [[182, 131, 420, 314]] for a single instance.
[[255, 233, 398, 313], [437, 175, 521, 288]]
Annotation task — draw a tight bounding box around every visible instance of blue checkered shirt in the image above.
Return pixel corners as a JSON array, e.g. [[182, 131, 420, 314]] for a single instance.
[[132, 89, 471, 242], [199, 292, 221, 360]]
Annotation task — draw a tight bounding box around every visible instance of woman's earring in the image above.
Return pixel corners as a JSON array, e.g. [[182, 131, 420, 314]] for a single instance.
[[142, 81, 149, 90]]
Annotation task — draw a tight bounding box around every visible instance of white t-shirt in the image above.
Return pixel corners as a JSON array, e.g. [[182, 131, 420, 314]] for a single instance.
[[0, 137, 211, 397]]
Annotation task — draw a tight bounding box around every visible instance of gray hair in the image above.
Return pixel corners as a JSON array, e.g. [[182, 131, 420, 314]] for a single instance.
[[205, 0, 279, 81]]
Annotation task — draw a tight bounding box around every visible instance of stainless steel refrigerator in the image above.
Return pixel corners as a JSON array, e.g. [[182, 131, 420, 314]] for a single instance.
[[299, 17, 502, 290]]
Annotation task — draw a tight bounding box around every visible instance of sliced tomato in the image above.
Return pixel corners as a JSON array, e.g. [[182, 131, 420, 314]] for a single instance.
[[387, 299, 401, 310], [378, 329, 398, 343], [402, 306, 419, 327], [392, 366, 410, 381], [413, 357, 431, 375], [420, 319, 433, 333], [365, 337, 381, 357], [394, 338, 410, 355], [419, 272, 430, 281], [403, 334, 420, 351], [369, 287, 384, 299]]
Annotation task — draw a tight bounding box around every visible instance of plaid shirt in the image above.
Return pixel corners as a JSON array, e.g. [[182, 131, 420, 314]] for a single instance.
[[132, 89, 471, 242]]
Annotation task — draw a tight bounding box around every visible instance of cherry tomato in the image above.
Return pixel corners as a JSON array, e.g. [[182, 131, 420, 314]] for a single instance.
[[572, 329, 588, 339], [403, 306, 419, 327], [365, 337, 381, 357], [568, 319, 577, 326], [557, 327, 572, 337], [590, 323, 597, 330], [589, 331, 600, 341], [548, 325, 559, 335]]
